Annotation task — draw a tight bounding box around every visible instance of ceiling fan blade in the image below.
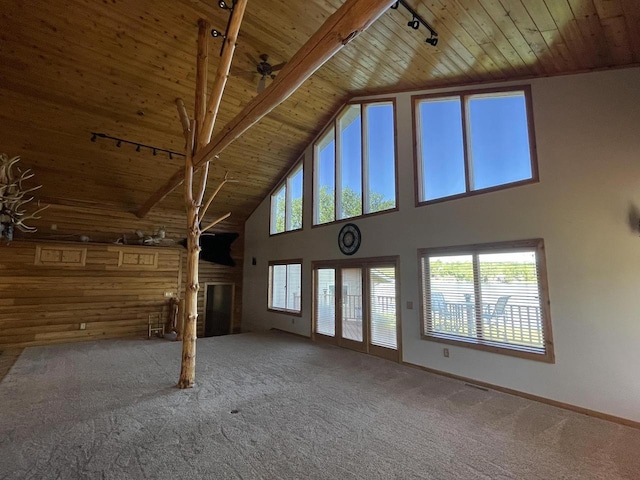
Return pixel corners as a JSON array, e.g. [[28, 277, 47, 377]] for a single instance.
[[271, 62, 286, 72], [245, 52, 260, 66], [257, 75, 266, 93]]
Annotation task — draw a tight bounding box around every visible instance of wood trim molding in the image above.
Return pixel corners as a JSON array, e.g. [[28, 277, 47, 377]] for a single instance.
[[109, 247, 159, 269], [401, 361, 640, 430], [34, 245, 87, 267]]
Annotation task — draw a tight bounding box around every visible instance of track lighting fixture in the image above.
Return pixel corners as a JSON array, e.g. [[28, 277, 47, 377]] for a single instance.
[[211, 0, 237, 55], [390, 0, 439, 47], [89, 132, 185, 160]]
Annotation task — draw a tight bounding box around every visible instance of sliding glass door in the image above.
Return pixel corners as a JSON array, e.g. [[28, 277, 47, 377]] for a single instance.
[[339, 267, 365, 352], [315, 268, 336, 337], [313, 257, 399, 361], [368, 266, 397, 360]]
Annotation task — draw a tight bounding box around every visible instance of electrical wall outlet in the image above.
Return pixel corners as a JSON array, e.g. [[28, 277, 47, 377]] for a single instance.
[[164, 291, 174, 297], [443, 348, 449, 358], [79, 323, 86, 330], [406, 301, 414, 310]]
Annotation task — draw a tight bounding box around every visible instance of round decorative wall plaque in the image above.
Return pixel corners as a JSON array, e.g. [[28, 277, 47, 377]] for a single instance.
[[338, 223, 361, 256]]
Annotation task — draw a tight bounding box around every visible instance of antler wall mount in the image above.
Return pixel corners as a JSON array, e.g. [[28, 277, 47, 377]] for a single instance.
[[0, 153, 49, 243]]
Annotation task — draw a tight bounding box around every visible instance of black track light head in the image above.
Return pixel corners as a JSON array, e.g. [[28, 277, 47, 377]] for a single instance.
[[218, 0, 227, 8], [89, 133, 184, 160], [426, 36, 438, 47], [408, 18, 419, 30], [211, 29, 220, 38]]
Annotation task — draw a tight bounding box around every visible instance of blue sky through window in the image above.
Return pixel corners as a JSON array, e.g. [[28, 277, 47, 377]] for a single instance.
[[420, 98, 466, 200], [366, 103, 396, 210], [317, 102, 396, 223], [468, 94, 531, 189], [339, 105, 362, 218], [289, 167, 303, 199], [418, 90, 533, 202]]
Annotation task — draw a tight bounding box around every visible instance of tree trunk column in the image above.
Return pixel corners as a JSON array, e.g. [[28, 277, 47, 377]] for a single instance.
[[178, 225, 200, 389]]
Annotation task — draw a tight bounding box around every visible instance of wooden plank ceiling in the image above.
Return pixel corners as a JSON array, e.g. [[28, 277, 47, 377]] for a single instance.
[[1, 0, 638, 235]]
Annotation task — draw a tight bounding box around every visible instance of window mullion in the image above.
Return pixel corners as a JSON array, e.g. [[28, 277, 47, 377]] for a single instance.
[[423, 255, 432, 336], [334, 120, 341, 221], [268, 266, 274, 308], [284, 177, 292, 231], [283, 265, 287, 309], [461, 95, 473, 193], [472, 253, 483, 341], [362, 103, 369, 215], [313, 148, 319, 224]]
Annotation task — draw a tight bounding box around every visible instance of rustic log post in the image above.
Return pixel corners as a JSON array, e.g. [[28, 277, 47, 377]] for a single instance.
[[194, 18, 210, 144], [176, 98, 191, 143], [175, 2, 248, 387], [178, 121, 203, 389]]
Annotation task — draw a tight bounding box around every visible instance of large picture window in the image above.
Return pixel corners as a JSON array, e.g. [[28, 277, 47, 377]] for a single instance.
[[314, 100, 397, 225], [270, 160, 303, 235], [268, 260, 302, 314], [418, 239, 554, 362], [414, 87, 537, 204]]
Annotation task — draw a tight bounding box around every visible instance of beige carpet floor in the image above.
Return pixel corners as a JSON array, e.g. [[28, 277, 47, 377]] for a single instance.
[[0, 331, 638, 480]]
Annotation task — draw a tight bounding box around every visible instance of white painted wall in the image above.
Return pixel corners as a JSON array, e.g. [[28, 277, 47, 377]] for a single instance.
[[243, 68, 640, 422]]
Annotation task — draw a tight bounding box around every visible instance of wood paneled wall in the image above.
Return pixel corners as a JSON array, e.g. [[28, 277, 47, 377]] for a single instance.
[[0, 241, 182, 348], [1, 200, 245, 348]]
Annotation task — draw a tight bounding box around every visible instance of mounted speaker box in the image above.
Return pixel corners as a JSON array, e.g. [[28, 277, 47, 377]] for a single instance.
[[179, 233, 238, 266]]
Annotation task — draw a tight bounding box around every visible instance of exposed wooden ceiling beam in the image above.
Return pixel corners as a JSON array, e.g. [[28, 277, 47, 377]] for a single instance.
[[199, 0, 248, 149], [136, 0, 397, 218]]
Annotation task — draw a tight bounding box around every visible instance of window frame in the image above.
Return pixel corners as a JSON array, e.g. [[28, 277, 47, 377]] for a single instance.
[[412, 85, 539, 207], [418, 239, 554, 363], [269, 158, 304, 236], [267, 259, 303, 316], [313, 98, 399, 227]]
